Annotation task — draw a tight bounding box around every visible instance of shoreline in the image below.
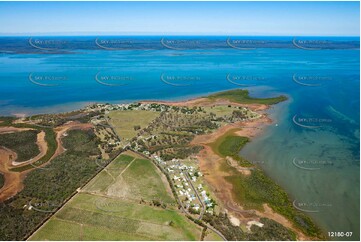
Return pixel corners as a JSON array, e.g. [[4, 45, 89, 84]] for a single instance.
[[0, 91, 321, 239], [182, 98, 313, 240]]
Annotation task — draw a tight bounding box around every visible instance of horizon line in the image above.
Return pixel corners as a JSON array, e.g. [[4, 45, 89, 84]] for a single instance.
[[0, 34, 360, 37]]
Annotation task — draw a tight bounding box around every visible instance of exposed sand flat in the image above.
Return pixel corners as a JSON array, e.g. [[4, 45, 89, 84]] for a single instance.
[[256, 204, 312, 241], [190, 104, 311, 240], [0, 126, 33, 134], [0, 147, 24, 202]]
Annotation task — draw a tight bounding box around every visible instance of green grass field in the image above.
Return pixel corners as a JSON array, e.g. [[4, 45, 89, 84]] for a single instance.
[[84, 152, 174, 203], [30, 179, 202, 240], [210, 129, 252, 167], [108, 110, 159, 139], [207, 89, 287, 105], [117, 157, 174, 203], [83, 154, 135, 193], [30, 152, 202, 240]]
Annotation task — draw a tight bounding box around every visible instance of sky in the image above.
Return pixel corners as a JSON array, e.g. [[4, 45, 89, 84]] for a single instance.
[[0, 1, 359, 36]]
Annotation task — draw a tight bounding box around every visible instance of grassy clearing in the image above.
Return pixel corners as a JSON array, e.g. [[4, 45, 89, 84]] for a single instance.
[[204, 230, 224, 241], [210, 129, 252, 167], [33, 193, 202, 241], [203, 105, 237, 116], [108, 110, 159, 139], [29, 219, 81, 241], [82, 170, 115, 193], [207, 89, 287, 105], [83, 154, 134, 193], [117, 157, 174, 203], [84, 152, 174, 203], [82, 224, 153, 241], [106, 154, 134, 177], [0, 130, 40, 162]]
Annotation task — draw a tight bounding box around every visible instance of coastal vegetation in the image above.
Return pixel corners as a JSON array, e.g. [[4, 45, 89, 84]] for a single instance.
[[210, 129, 324, 238], [0, 129, 102, 240], [210, 129, 252, 167], [0, 117, 16, 126], [203, 213, 296, 240], [10, 128, 57, 172], [207, 89, 287, 105], [0, 89, 326, 241], [0, 130, 40, 162]]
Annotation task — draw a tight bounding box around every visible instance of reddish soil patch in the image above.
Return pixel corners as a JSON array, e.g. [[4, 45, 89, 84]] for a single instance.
[[12, 131, 48, 166], [190, 103, 311, 240], [0, 121, 93, 202], [0, 148, 25, 201], [0, 126, 33, 134]]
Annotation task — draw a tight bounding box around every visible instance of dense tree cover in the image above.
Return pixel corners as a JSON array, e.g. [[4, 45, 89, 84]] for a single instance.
[[0, 173, 4, 189], [0, 130, 40, 162], [0, 129, 102, 240], [10, 129, 57, 172]]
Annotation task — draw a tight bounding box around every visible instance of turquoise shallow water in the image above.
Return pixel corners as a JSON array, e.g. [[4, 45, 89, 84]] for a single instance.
[[0, 37, 359, 240]]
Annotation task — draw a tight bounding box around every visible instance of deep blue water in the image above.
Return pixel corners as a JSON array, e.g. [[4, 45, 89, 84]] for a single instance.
[[0, 36, 359, 240]]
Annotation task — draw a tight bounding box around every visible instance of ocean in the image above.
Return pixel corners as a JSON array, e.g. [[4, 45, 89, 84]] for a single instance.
[[0, 36, 359, 240]]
